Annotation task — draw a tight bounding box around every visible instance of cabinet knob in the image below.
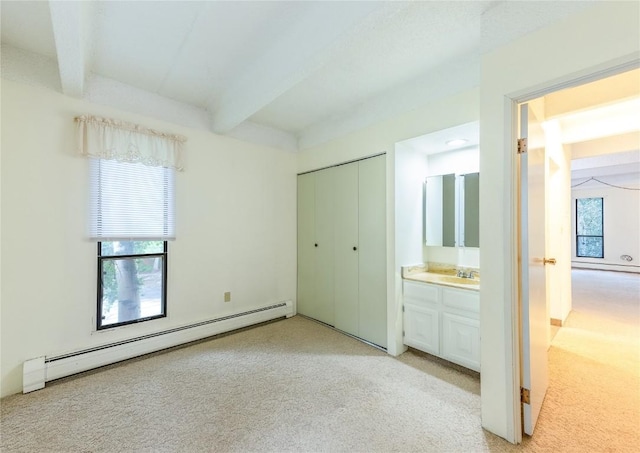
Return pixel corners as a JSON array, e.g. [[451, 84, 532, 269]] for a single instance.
[[315, 243, 318, 247], [353, 246, 357, 251]]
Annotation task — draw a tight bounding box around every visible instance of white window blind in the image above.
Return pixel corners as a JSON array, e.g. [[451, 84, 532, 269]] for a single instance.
[[89, 158, 175, 240], [76, 115, 184, 241]]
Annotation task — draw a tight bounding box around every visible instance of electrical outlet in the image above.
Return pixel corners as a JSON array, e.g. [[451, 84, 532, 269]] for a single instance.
[[224, 291, 231, 302]]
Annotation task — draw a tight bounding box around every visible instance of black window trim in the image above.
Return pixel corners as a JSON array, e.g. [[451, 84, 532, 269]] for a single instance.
[[96, 241, 168, 330], [575, 197, 604, 259]]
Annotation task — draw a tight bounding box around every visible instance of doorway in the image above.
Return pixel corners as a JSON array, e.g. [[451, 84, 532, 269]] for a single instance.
[[518, 69, 640, 439]]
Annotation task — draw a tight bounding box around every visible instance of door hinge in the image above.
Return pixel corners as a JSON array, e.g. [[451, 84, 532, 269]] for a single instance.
[[517, 138, 528, 154], [520, 387, 530, 404]]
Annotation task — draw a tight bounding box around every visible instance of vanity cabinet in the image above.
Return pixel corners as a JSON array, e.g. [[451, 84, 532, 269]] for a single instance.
[[403, 280, 480, 371], [403, 281, 440, 355]]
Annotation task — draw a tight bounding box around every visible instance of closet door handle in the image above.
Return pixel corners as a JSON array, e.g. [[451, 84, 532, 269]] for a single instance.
[[315, 243, 318, 247], [353, 246, 357, 251]]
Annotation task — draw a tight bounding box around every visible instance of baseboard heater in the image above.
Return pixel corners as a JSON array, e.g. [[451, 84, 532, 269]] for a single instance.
[[23, 301, 294, 393]]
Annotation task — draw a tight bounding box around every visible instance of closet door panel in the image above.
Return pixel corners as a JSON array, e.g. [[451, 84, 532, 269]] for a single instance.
[[333, 162, 359, 336], [358, 155, 387, 348], [314, 168, 335, 326], [296, 173, 316, 318]]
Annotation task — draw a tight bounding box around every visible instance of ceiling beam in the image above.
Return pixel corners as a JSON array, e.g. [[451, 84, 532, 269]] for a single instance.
[[209, 1, 391, 134], [48, 0, 92, 98]]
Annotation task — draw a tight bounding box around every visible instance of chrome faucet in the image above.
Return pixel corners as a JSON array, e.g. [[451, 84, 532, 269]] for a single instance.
[[457, 269, 476, 279]]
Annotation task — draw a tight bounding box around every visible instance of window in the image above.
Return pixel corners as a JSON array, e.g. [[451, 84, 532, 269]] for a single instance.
[[576, 197, 604, 258], [91, 160, 174, 330], [77, 114, 184, 330], [98, 241, 167, 329]]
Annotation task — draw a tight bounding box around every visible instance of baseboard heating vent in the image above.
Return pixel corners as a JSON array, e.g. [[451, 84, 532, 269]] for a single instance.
[[23, 300, 293, 393]]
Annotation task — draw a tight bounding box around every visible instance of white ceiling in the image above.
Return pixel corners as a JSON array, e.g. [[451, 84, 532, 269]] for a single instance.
[[1, 0, 599, 151]]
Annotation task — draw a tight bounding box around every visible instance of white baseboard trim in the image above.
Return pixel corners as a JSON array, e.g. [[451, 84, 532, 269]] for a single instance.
[[572, 262, 640, 273]]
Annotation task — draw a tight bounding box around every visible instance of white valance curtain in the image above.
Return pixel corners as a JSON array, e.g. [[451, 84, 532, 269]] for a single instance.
[[75, 115, 186, 171]]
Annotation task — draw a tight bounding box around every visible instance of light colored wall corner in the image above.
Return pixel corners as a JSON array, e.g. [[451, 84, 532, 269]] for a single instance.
[[0, 78, 297, 397], [480, 0, 639, 443]]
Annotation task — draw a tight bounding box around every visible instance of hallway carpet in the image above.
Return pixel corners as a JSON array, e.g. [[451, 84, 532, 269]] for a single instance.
[[522, 269, 640, 452]]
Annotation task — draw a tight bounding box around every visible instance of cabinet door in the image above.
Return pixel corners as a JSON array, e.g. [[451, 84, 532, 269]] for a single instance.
[[314, 168, 335, 326], [358, 155, 387, 347], [442, 313, 480, 372], [404, 304, 439, 355], [333, 162, 359, 336], [297, 173, 316, 318]]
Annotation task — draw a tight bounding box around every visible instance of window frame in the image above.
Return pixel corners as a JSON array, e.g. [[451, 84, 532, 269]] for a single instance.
[[96, 241, 168, 330], [575, 197, 604, 259]]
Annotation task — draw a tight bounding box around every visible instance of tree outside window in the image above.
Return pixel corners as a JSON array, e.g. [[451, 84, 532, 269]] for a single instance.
[[99, 241, 166, 328], [576, 197, 603, 258]]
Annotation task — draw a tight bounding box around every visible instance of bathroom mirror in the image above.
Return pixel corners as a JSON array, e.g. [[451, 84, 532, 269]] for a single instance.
[[460, 172, 480, 247], [424, 173, 456, 247], [424, 172, 479, 248]]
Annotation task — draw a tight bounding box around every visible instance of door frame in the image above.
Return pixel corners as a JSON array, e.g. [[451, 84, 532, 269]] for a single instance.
[[508, 61, 639, 443]]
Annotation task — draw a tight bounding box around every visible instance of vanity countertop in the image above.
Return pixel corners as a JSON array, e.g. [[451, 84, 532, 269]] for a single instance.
[[402, 263, 480, 291]]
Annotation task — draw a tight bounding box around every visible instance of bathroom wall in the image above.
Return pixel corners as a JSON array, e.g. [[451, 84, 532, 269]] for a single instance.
[[395, 142, 428, 269]]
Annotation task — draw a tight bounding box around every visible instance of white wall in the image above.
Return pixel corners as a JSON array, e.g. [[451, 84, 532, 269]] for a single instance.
[[571, 177, 640, 273], [0, 79, 297, 397], [542, 124, 573, 325], [298, 88, 479, 357], [395, 142, 428, 269], [392, 142, 429, 357], [480, 1, 639, 443], [426, 147, 479, 177]]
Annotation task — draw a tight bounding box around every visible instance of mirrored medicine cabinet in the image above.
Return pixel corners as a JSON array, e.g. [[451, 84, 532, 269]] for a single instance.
[[424, 172, 479, 248]]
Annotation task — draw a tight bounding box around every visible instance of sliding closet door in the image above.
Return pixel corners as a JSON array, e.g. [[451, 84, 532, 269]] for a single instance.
[[358, 155, 387, 348], [297, 172, 316, 319], [333, 162, 359, 336], [313, 168, 335, 326]]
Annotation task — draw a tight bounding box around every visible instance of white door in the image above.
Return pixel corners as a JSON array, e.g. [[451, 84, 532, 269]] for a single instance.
[[519, 102, 549, 436]]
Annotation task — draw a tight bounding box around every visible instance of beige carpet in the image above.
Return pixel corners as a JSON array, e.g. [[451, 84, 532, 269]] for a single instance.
[[1, 316, 514, 453], [1, 268, 638, 452]]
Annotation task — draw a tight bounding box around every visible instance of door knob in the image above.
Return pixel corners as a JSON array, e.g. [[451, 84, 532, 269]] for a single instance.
[[314, 243, 318, 247], [543, 258, 557, 265], [353, 246, 357, 251]]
